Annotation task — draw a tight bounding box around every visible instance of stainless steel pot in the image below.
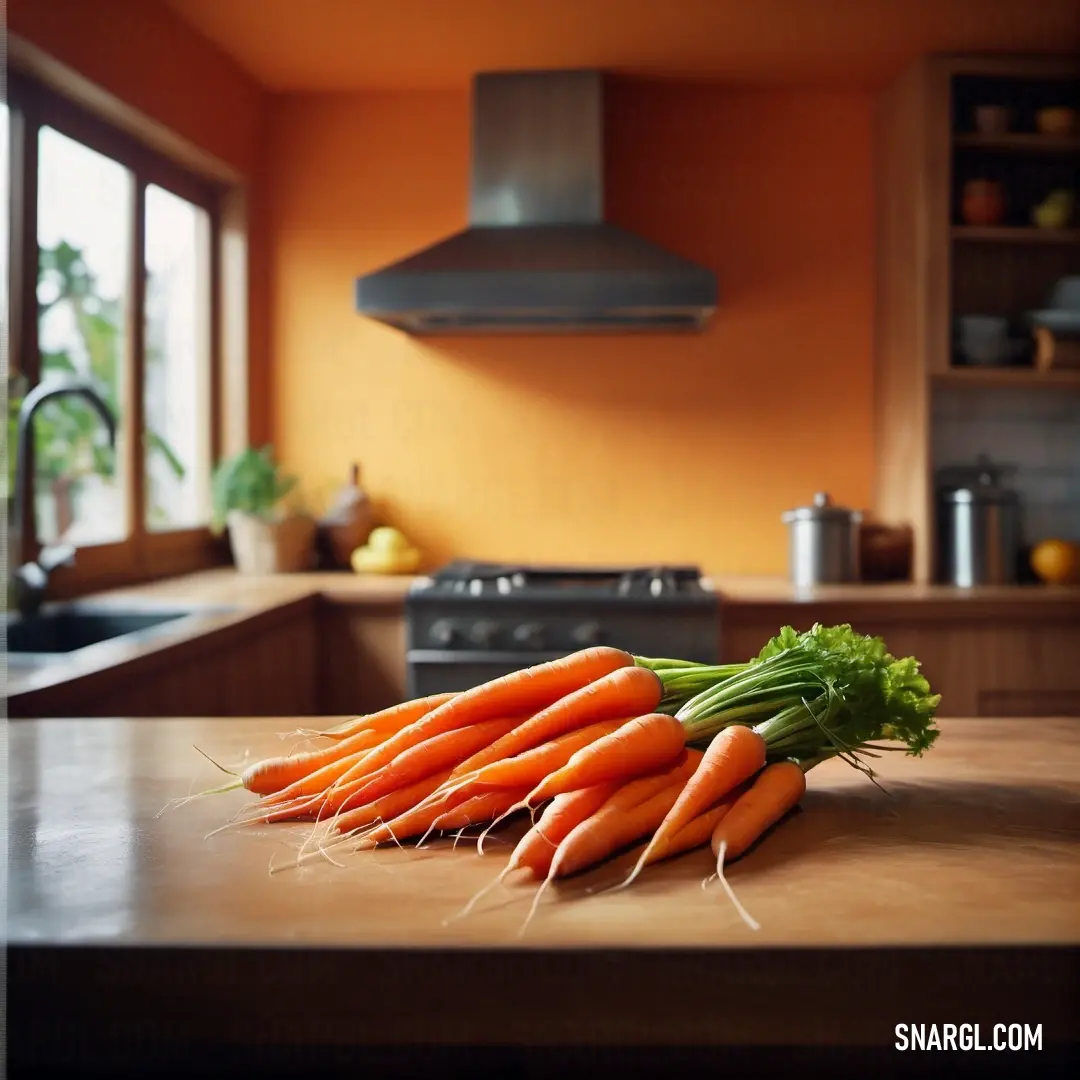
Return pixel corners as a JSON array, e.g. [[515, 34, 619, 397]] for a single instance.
[[936, 458, 1021, 587], [781, 493, 862, 588]]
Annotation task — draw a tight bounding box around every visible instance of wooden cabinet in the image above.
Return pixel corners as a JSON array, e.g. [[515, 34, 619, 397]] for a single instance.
[[874, 54, 1080, 583], [724, 601, 1080, 718], [8, 601, 319, 719], [315, 600, 407, 716]]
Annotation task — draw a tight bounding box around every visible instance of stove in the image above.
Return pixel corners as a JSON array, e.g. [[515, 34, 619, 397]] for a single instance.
[[405, 560, 719, 696]]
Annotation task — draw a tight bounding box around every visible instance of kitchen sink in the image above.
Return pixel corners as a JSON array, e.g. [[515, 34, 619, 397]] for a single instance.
[[5, 605, 234, 664]]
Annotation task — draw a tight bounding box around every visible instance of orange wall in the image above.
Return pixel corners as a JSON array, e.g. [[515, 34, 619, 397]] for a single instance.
[[8, 0, 273, 443], [269, 81, 874, 575], [268, 80, 874, 575]]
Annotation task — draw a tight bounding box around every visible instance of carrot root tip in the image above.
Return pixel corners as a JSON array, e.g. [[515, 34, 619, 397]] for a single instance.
[[713, 840, 760, 932]]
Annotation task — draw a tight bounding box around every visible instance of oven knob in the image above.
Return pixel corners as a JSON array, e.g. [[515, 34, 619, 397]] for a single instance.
[[468, 619, 500, 648], [513, 621, 546, 649], [571, 620, 603, 646], [429, 619, 459, 647]]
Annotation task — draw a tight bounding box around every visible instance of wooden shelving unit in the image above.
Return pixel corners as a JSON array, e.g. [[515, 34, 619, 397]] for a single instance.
[[933, 367, 1080, 389], [874, 53, 1080, 583], [952, 226, 1080, 244], [953, 133, 1080, 155]]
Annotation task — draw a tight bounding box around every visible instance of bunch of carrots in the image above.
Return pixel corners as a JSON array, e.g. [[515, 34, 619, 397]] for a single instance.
[[190, 623, 940, 930]]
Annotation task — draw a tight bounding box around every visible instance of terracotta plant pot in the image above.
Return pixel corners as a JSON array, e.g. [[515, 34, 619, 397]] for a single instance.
[[226, 510, 316, 574], [961, 179, 1006, 226]]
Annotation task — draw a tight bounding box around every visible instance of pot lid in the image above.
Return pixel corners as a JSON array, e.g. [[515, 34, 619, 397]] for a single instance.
[[935, 454, 1019, 503], [781, 492, 862, 524]]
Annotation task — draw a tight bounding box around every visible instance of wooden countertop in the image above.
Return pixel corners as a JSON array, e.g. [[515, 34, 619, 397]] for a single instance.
[[8, 567, 1078, 703], [8, 715, 1079, 1059], [10, 715, 1078, 950]]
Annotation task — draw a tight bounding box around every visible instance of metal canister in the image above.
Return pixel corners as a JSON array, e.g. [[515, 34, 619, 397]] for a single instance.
[[781, 493, 862, 588], [936, 463, 1021, 587]]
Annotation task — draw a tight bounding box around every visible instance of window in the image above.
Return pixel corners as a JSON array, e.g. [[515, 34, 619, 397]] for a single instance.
[[6, 71, 226, 589]]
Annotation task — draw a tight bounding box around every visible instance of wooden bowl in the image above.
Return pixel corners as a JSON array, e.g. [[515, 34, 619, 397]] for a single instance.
[[1036, 107, 1077, 137]]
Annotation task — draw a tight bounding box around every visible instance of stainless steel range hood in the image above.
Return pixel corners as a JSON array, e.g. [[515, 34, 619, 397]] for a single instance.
[[354, 70, 718, 334]]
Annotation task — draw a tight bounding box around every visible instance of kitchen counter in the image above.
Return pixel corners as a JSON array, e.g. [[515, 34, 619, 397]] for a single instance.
[[710, 575, 1080, 617], [8, 568, 1079, 710], [5, 569, 415, 701], [8, 715, 1079, 1064]]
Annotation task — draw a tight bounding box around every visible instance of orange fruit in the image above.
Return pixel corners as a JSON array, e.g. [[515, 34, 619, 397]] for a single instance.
[[1030, 539, 1080, 585]]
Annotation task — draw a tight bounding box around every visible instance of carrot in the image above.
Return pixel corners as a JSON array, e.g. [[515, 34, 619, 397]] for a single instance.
[[461, 718, 628, 794], [449, 665, 662, 779], [600, 778, 754, 893], [331, 768, 454, 836], [550, 782, 686, 880], [443, 782, 623, 926], [240, 727, 386, 797], [327, 647, 634, 797], [341, 714, 523, 808], [707, 761, 806, 932], [711, 760, 806, 863], [431, 788, 531, 833], [317, 693, 458, 740], [523, 713, 687, 807], [582, 748, 702, 822], [621, 723, 766, 889], [513, 779, 690, 936], [352, 719, 623, 846], [391, 717, 630, 844], [356, 790, 473, 847]]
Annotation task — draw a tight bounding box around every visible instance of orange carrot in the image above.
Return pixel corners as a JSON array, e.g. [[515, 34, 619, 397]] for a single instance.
[[356, 791, 469, 846], [350, 719, 624, 846], [328, 647, 634, 796], [317, 693, 458, 740], [498, 752, 701, 881], [240, 727, 386, 797], [331, 768, 454, 836], [523, 713, 687, 807], [506, 784, 622, 878], [341, 714, 523, 808], [461, 718, 627, 794], [549, 782, 686, 880], [444, 781, 623, 925], [711, 760, 806, 864], [706, 762, 806, 932], [603, 778, 754, 889], [431, 788, 531, 833], [449, 665, 662, 779], [621, 724, 766, 887]]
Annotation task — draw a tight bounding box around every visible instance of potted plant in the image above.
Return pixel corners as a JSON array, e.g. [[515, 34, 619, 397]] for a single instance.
[[210, 446, 315, 574]]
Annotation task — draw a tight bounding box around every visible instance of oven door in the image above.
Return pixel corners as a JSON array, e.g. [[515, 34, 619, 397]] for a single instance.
[[406, 649, 566, 698]]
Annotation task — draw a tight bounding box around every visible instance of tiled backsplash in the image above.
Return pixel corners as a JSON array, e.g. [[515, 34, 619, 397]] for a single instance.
[[932, 386, 1080, 543]]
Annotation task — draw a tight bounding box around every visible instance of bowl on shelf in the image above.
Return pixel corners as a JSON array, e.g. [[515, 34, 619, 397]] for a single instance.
[[1035, 107, 1077, 137], [973, 105, 1013, 135], [954, 315, 1010, 365], [1032, 189, 1074, 230]]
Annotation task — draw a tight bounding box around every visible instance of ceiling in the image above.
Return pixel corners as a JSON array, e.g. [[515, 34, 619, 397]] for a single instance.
[[160, 0, 1078, 93]]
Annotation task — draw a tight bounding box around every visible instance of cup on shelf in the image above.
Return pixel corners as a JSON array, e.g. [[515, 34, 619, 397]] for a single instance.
[[961, 179, 1006, 226], [954, 315, 1010, 366], [973, 105, 1013, 135]]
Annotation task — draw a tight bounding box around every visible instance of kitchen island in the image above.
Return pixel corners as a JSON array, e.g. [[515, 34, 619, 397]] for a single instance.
[[8, 715, 1078, 1076]]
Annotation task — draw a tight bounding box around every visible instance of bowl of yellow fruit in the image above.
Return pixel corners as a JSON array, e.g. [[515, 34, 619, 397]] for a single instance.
[[1030, 539, 1080, 585], [351, 526, 422, 575]]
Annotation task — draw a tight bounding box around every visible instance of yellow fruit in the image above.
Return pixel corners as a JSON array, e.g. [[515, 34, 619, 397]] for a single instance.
[[1030, 539, 1080, 585], [367, 526, 410, 554], [351, 543, 421, 575]]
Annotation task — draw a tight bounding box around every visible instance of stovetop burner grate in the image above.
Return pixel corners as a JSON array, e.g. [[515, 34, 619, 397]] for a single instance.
[[426, 560, 707, 599]]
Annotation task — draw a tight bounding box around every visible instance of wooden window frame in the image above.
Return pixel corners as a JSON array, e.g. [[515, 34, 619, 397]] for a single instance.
[[7, 66, 237, 595]]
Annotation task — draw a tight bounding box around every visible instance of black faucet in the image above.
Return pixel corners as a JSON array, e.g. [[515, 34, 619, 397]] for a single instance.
[[10, 377, 118, 619]]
